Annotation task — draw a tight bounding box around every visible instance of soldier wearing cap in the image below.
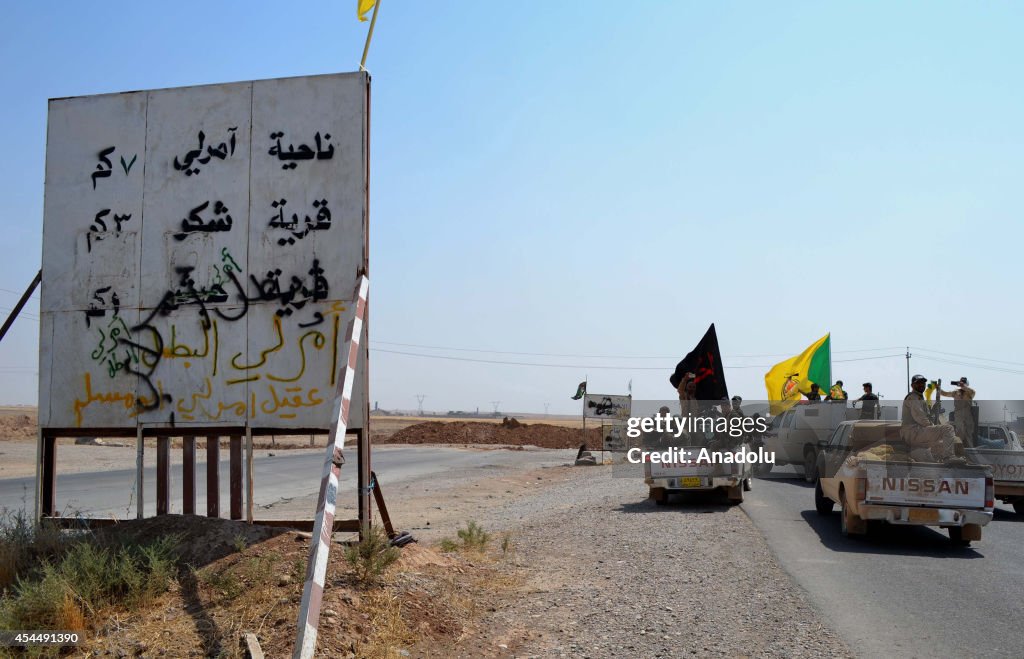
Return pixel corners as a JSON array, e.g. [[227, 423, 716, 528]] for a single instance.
[[857, 382, 879, 420], [941, 377, 977, 447], [901, 374, 956, 460]]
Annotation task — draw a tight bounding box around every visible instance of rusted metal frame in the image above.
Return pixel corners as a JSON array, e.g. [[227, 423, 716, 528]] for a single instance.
[[40, 517, 362, 533], [245, 426, 254, 523], [40, 433, 57, 518], [230, 434, 242, 520], [156, 436, 171, 516], [135, 426, 144, 519], [183, 435, 196, 514], [369, 471, 395, 539], [206, 435, 220, 518]]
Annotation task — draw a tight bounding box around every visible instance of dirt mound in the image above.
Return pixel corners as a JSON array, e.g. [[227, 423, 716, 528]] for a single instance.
[[385, 420, 602, 450], [70, 515, 506, 657], [0, 411, 36, 439], [91, 515, 289, 568]]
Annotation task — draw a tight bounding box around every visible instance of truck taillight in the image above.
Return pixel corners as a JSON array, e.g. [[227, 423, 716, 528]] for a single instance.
[[856, 477, 867, 501], [985, 477, 994, 509]]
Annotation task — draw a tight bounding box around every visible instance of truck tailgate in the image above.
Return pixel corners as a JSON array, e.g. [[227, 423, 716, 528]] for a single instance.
[[863, 463, 988, 508], [965, 448, 1024, 484], [648, 448, 737, 479]]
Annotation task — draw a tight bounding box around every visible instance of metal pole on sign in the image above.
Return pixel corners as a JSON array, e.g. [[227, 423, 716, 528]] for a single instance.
[[136, 426, 144, 520], [359, 0, 382, 71]]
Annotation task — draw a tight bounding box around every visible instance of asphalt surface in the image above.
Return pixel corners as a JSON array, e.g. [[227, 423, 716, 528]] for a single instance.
[[0, 445, 572, 519], [745, 467, 1024, 658]]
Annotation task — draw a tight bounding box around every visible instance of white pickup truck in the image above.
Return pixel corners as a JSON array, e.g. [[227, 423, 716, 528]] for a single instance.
[[645, 445, 753, 505], [764, 403, 858, 481], [965, 423, 1024, 514], [814, 421, 994, 547]]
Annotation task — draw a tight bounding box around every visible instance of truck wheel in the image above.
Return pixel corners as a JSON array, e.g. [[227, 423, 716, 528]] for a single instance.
[[814, 479, 834, 515], [743, 477, 753, 492], [650, 487, 668, 505], [948, 527, 971, 548], [1014, 500, 1024, 515], [727, 484, 744, 505], [803, 447, 818, 483], [840, 491, 866, 536]]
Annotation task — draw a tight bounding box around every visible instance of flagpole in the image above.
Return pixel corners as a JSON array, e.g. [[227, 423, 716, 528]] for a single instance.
[[828, 333, 833, 390], [359, 0, 382, 71], [582, 375, 588, 452]]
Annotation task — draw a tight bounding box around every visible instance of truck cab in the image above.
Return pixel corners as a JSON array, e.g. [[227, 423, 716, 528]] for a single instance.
[[764, 402, 858, 481]]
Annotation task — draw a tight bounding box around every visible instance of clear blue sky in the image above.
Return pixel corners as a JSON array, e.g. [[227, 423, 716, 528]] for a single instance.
[[1, 1, 1022, 414]]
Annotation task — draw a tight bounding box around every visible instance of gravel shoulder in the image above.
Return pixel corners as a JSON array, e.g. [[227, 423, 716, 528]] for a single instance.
[[449, 467, 854, 658]]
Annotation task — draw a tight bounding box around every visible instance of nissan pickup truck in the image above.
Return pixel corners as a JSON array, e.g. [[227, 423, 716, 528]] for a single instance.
[[814, 420, 994, 546], [644, 444, 753, 505]]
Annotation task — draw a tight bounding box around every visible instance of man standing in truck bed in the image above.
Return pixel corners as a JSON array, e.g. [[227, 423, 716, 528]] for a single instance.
[[857, 382, 880, 420], [901, 374, 956, 461], [942, 377, 977, 447]]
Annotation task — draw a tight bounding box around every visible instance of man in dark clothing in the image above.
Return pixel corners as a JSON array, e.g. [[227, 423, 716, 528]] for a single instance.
[[857, 382, 880, 420], [802, 383, 822, 401]]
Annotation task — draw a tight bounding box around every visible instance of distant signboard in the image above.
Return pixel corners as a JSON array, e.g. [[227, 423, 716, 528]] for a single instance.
[[39, 72, 369, 431], [602, 423, 629, 451], [583, 394, 631, 420]]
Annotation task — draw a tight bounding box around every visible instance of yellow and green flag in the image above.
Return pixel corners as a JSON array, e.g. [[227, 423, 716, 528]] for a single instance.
[[358, 0, 377, 21], [764, 333, 831, 415]]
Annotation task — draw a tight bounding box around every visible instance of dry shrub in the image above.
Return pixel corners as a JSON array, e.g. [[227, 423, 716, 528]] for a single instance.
[[355, 591, 418, 659], [56, 591, 87, 631], [0, 534, 177, 633], [344, 526, 400, 587], [440, 521, 492, 555]]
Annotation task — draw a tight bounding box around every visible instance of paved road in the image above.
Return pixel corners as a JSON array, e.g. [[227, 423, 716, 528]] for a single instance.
[[0, 446, 574, 520], [745, 469, 1024, 658]]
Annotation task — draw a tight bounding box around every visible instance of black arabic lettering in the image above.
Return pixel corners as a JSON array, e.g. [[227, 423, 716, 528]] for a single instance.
[[174, 127, 239, 176], [268, 131, 334, 170], [91, 146, 115, 189], [173, 200, 233, 241]]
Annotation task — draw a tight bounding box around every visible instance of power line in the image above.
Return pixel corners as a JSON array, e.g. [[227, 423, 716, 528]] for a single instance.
[[913, 354, 1024, 376], [725, 354, 905, 369], [371, 348, 905, 370], [0, 308, 39, 319], [0, 287, 40, 299], [911, 346, 1024, 369], [372, 340, 905, 361]]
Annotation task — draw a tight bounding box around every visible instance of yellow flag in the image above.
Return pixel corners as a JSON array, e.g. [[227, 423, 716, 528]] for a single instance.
[[358, 0, 376, 21], [763, 333, 831, 416]]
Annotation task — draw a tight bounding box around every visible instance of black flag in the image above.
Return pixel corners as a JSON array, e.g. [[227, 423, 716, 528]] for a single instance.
[[669, 323, 729, 401]]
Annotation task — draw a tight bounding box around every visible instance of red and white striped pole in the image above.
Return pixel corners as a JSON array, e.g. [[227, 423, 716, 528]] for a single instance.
[[294, 275, 368, 659]]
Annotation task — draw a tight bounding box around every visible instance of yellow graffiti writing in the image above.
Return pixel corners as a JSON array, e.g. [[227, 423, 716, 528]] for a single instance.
[[266, 330, 326, 382], [231, 317, 284, 370], [72, 373, 161, 427]]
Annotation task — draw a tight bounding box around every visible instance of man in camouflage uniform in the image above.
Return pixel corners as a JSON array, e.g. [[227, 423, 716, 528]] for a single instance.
[[941, 377, 977, 448], [901, 374, 956, 461]]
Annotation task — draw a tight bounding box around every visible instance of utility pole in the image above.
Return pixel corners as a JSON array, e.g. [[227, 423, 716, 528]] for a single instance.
[[905, 347, 911, 393], [491, 401, 501, 416], [416, 394, 426, 416], [543, 402, 550, 416]]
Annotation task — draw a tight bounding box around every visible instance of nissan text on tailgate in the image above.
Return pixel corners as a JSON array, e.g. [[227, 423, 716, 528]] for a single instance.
[[814, 421, 993, 547]]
